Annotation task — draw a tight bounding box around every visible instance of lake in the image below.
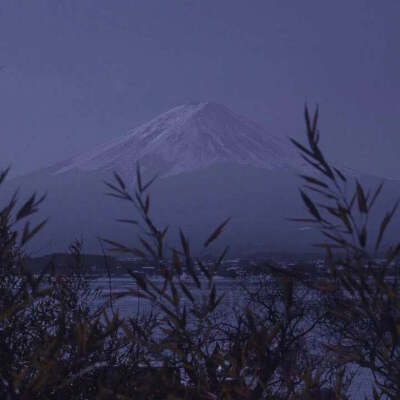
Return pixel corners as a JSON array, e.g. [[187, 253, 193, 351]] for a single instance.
[[90, 275, 374, 400]]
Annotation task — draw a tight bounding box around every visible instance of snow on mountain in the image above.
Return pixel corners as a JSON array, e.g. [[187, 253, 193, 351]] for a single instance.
[[54, 102, 301, 178]]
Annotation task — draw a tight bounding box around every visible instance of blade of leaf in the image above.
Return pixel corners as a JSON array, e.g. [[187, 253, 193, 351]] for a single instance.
[[204, 217, 231, 248]]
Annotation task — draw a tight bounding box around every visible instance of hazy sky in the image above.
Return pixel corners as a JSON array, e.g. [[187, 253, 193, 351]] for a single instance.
[[0, 0, 399, 178]]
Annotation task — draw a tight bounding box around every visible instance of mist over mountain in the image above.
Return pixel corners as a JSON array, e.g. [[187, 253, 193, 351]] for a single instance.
[[3, 103, 400, 257]]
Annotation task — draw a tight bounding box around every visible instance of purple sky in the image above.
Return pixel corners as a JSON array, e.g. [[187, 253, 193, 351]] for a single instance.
[[0, 0, 399, 178]]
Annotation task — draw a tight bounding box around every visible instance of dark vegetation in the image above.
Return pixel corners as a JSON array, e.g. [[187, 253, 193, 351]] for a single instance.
[[1, 107, 400, 399]]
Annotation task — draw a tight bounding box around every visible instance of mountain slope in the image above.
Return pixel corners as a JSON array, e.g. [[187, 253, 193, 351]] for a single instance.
[[3, 103, 399, 257], [53, 102, 301, 179], [2, 164, 315, 256]]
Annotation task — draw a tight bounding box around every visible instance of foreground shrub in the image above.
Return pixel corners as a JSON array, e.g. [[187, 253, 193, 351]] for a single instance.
[[100, 161, 349, 399], [0, 173, 122, 399], [283, 106, 400, 399]]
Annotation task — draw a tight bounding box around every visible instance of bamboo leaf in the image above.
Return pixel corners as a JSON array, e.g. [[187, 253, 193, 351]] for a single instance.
[[136, 163, 143, 192], [197, 259, 211, 280], [215, 246, 229, 268], [104, 192, 131, 201], [116, 218, 138, 225], [311, 105, 319, 134], [0, 167, 10, 185], [101, 238, 141, 256], [127, 270, 148, 291], [139, 237, 157, 259], [300, 154, 326, 174], [204, 217, 231, 247], [179, 281, 195, 303], [172, 249, 182, 274], [132, 248, 147, 258], [16, 192, 46, 221], [113, 171, 126, 190], [359, 225, 367, 248], [321, 231, 346, 246], [305, 105, 313, 136], [290, 138, 316, 159], [142, 173, 159, 192], [103, 180, 126, 196], [368, 182, 384, 210], [144, 194, 150, 215], [303, 185, 336, 200], [356, 181, 368, 213], [299, 175, 329, 188], [376, 200, 400, 251], [334, 167, 347, 182], [287, 217, 319, 223], [179, 229, 190, 259], [300, 189, 322, 221], [21, 219, 47, 246]]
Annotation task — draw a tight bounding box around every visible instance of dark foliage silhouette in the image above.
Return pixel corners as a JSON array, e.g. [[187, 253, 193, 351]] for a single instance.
[[2, 106, 399, 399]]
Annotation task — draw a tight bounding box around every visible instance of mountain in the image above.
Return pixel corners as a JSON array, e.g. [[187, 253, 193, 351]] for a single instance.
[[2, 103, 399, 257], [51, 102, 302, 179]]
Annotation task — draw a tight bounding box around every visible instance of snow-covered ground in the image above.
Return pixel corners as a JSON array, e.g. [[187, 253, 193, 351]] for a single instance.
[[54, 102, 302, 178]]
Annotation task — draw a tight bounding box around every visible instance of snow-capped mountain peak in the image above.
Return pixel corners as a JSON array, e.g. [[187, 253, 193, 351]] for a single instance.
[[54, 102, 299, 177]]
